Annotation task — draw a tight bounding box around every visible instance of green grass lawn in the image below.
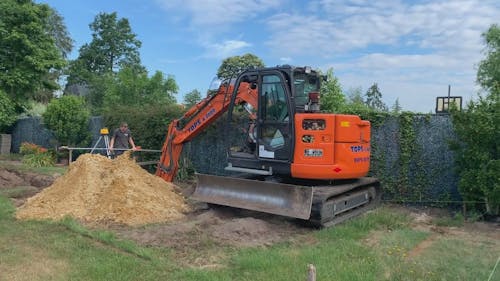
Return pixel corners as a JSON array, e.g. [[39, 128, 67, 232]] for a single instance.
[[1, 194, 498, 281]]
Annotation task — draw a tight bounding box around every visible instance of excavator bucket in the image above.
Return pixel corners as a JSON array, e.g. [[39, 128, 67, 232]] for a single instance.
[[192, 173, 313, 219]]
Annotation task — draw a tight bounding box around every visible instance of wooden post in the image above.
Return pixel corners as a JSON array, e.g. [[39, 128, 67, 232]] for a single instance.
[[462, 202, 467, 221], [307, 264, 316, 281]]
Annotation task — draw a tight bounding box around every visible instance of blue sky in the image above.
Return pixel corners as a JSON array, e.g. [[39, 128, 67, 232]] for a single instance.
[[39, 0, 499, 112]]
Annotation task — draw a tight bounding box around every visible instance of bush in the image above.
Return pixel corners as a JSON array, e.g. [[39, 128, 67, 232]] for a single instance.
[[451, 91, 499, 215], [20, 142, 46, 155], [19, 142, 55, 167], [0, 89, 17, 132], [43, 95, 90, 146], [22, 152, 55, 167]]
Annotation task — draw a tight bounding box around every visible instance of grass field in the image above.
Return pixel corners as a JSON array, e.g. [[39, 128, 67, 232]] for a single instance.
[[1, 193, 499, 281], [1, 158, 498, 280]]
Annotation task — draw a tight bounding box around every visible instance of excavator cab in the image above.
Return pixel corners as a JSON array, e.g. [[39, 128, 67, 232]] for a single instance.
[[194, 67, 322, 219], [225, 66, 319, 176]]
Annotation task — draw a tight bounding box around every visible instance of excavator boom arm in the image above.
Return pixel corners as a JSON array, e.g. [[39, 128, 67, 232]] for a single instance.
[[156, 81, 257, 181]]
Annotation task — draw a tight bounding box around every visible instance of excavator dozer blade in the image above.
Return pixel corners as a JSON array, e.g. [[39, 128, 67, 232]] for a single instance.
[[192, 173, 313, 220]]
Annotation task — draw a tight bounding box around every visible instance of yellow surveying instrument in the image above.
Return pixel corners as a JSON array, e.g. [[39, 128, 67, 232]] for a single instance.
[[90, 128, 112, 158]]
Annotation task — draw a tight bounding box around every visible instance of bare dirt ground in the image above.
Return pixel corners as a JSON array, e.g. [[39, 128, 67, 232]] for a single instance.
[[0, 164, 56, 206], [2, 163, 499, 267]]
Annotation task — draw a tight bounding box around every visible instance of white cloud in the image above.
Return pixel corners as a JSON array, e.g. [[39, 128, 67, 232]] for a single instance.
[[280, 57, 292, 63], [153, 0, 498, 111], [202, 40, 252, 59], [156, 0, 282, 26], [265, 0, 499, 111], [267, 0, 499, 56]]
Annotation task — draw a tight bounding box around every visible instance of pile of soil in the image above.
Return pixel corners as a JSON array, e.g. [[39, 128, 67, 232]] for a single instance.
[[16, 153, 189, 226]]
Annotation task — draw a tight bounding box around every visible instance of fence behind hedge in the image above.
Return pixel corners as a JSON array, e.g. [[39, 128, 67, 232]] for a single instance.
[[11, 114, 460, 204]]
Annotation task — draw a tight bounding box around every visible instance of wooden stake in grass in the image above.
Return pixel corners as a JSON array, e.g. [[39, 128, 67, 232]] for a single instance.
[[307, 264, 316, 281]]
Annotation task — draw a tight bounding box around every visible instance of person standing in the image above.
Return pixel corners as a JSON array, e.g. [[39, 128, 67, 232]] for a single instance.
[[109, 122, 136, 156]]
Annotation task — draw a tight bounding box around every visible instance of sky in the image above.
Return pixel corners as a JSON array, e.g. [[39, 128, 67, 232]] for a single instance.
[[39, 0, 499, 113]]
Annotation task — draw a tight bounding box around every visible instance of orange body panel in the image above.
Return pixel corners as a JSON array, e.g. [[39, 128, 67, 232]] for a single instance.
[[291, 113, 371, 180]]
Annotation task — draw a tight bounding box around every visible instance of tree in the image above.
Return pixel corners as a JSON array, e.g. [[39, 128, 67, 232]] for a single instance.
[[46, 8, 73, 59], [0, 0, 67, 104], [102, 66, 177, 109], [391, 98, 402, 114], [477, 24, 500, 93], [69, 12, 141, 79], [320, 68, 345, 113], [217, 53, 264, 80], [43, 96, 90, 146], [451, 24, 500, 215], [67, 12, 142, 111], [365, 83, 387, 111], [347, 87, 365, 105], [0, 90, 17, 132], [341, 87, 371, 115], [184, 89, 202, 108]]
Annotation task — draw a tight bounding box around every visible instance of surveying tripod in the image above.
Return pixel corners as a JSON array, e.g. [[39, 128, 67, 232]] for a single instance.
[[90, 128, 112, 158]]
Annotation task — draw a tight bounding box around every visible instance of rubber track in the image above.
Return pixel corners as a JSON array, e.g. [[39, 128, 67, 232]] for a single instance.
[[308, 177, 382, 227]]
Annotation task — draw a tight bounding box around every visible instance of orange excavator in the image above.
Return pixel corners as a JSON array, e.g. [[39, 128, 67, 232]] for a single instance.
[[156, 65, 381, 226]]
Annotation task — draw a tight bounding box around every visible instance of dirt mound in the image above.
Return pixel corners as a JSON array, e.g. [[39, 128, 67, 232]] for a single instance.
[[16, 153, 189, 226]]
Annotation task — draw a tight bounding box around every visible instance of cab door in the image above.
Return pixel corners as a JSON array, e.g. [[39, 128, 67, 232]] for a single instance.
[[257, 72, 292, 161]]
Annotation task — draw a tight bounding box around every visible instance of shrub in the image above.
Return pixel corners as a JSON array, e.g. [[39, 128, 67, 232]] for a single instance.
[[20, 142, 46, 155], [22, 152, 55, 167], [0, 89, 17, 132], [451, 94, 499, 215], [19, 142, 55, 167], [43, 95, 90, 146]]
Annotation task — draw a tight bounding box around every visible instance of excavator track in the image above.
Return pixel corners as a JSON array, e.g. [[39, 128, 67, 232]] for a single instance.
[[308, 177, 381, 227], [193, 174, 381, 227]]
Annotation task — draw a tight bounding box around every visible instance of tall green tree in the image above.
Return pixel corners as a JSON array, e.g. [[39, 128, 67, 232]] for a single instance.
[[365, 83, 387, 111], [0, 0, 67, 105], [477, 24, 500, 93], [451, 24, 500, 215], [341, 87, 371, 115], [46, 8, 73, 59], [67, 12, 142, 111], [69, 12, 141, 80], [347, 87, 365, 104], [391, 98, 402, 114], [184, 89, 202, 108], [320, 68, 345, 113], [102, 66, 177, 109], [31, 7, 74, 104], [217, 53, 264, 80]]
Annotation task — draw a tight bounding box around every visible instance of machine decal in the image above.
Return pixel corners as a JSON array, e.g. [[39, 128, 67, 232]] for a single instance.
[[304, 149, 323, 157], [188, 108, 216, 133], [350, 145, 370, 153], [354, 157, 370, 163]]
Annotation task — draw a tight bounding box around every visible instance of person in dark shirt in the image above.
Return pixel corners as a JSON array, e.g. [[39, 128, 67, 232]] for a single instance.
[[109, 122, 136, 156]]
